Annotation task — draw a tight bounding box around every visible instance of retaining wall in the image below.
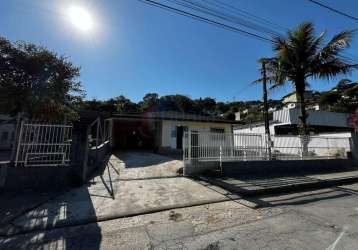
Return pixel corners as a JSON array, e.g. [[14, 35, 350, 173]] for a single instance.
[[184, 159, 357, 176], [0, 163, 78, 191]]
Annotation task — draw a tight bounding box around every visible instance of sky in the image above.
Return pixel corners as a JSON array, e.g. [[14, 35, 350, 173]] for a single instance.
[[1, 0, 358, 103]]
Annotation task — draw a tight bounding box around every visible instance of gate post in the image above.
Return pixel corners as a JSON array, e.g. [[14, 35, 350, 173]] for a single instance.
[[71, 122, 89, 184]]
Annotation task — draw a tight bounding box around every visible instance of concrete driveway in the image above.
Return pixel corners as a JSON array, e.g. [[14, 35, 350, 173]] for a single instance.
[[112, 151, 184, 180], [0, 151, 238, 235]]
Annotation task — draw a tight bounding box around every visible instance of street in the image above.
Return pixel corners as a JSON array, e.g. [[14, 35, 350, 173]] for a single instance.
[[1, 183, 358, 250]]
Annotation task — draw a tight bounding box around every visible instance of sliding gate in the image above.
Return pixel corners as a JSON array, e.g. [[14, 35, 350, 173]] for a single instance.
[[15, 123, 73, 167], [183, 131, 267, 166]]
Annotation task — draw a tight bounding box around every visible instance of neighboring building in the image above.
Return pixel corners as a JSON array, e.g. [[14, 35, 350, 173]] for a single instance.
[[107, 112, 239, 154], [282, 91, 320, 110], [234, 111, 241, 121], [241, 105, 260, 115], [234, 108, 353, 135], [268, 106, 278, 112]]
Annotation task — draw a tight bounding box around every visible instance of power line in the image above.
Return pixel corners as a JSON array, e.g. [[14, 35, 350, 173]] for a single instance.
[[138, 0, 358, 64], [307, 0, 358, 22], [202, 0, 287, 32], [167, 0, 283, 37], [138, 0, 273, 43]]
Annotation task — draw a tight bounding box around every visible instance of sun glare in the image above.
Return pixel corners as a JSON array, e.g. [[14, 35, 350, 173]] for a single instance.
[[68, 6, 93, 32]]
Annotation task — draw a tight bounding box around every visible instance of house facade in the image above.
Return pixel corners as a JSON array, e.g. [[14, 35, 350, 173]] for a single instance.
[[108, 112, 237, 154]]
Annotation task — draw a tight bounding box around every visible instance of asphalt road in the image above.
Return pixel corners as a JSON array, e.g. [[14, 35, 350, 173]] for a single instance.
[[1, 183, 358, 250]]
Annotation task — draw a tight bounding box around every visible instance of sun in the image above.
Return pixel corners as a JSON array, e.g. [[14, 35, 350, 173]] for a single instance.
[[68, 6, 93, 32]]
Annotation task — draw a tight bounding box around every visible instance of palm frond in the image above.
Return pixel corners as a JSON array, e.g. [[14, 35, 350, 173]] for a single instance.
[[310, 60, 358, 80], [317, 30, 356, 61]]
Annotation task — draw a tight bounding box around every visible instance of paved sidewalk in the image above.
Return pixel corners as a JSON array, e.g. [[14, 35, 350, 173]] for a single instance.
[[0, 154, 239, 236], [0, 190, 64, 227]]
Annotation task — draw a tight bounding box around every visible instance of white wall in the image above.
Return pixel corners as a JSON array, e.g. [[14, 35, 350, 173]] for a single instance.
[[161, 120, 232, 149], [273, 108, 351, 128], [233, 123, 275, 135]]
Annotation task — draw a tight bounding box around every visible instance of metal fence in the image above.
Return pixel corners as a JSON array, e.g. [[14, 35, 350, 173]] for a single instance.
[[15, 123, 73, 167], [271, 135, 351, 160], [183, 130, 352, 167]]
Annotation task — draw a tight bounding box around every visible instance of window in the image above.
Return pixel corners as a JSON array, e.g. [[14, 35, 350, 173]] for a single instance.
[[210, 128, 225, 134], [210, 128, 225, 141], [1, 131, 9, 142]]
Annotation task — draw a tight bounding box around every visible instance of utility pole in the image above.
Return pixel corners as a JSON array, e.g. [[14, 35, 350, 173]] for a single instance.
[[261, 60, 272, 160]]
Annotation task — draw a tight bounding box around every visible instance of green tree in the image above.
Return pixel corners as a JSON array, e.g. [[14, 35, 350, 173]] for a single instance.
[[0, 37, 83, 121], [114, 95, 140, 113], [265, 22, 357, 135], [195, 97, 217, 115], [320, 79, 358, 113], [140, 93, 159, 111]]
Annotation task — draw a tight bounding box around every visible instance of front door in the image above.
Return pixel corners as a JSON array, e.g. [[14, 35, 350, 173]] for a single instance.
[[176, 126, 184, 149]]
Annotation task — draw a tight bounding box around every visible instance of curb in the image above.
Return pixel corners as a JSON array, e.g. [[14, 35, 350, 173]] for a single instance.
[[198, 175, 358, 197]]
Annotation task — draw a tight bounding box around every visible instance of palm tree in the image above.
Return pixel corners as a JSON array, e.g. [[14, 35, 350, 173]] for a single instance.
[[266, 22, 358, 135]]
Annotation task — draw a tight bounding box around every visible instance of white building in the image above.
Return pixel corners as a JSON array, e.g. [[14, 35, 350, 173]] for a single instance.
[[282, 91, 320, 110], [234, 108, 353, 136]]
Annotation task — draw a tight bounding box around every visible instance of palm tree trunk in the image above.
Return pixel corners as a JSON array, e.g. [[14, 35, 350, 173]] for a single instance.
[[298, 90, 308, 135], [297, 86, 309, 157]]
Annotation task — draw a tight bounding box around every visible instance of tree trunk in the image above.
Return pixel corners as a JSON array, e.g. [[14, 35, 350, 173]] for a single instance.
[[297, 80, 309, 157], [298, 90, 309, 135]]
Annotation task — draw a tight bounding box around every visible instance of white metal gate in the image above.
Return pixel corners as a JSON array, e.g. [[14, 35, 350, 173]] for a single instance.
[[15, 123, 73, 167], [183, 130, 352, 172]]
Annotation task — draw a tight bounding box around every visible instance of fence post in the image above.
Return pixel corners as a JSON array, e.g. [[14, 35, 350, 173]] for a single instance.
[[351, 132, 358, 161], [10, 113, 22, 165], [266, 134, 272, 160], [188, 130, 192, 164], [14, 120, 24, 167], [96, 119, 100, 162], [299, 135, 303, 160], [82, 126, 91, 182], [219, 145, 223, 173]]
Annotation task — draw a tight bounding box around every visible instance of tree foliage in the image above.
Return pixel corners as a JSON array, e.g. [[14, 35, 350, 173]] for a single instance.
[[264, 22, 357, 134], [0, 37, 83, 121], [82, 92, 283, 122], [320, 79, 358, 113]]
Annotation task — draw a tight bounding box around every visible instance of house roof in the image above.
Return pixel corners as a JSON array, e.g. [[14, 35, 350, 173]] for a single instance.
[[281, 90, 315, 100], [233, 120, 278, 130], [111, 111, 242, 124]]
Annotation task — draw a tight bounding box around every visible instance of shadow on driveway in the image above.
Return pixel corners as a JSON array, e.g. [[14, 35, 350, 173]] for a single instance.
[[0, 156, 122, 249]]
